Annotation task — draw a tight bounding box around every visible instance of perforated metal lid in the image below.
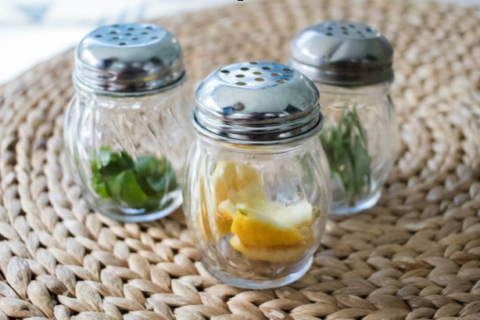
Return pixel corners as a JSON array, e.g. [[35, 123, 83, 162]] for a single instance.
[[193, 61, 323, 145], [74, 23, 185, 96], [289, 21, 394, 86]]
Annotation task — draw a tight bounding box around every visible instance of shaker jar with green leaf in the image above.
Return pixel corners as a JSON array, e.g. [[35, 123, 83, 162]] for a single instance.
[[64, 23, 193, 222], [290, 20, 399, 214]]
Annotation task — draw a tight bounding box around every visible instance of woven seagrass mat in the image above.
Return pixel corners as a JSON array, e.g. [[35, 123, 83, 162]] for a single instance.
[[1, 0, 480, 319]]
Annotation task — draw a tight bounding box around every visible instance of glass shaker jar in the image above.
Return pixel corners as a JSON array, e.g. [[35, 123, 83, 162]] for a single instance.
[[64, 23, 193, 222], [184, 62, 331, 289], [290, 21, 398, 215]]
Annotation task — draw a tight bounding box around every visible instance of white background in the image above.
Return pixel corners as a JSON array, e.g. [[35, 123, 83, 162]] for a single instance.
[[0, 0, 478, 84]]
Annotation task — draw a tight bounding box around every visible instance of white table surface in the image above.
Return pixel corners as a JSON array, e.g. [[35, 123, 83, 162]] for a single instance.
[[0, 0, 478, 84]]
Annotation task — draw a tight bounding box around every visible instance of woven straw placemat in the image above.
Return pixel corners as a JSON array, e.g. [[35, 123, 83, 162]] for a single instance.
[[1, 0, 480, 319]]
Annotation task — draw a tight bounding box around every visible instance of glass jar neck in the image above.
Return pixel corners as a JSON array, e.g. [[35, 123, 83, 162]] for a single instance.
[[316, 81, 391, 96], [75, 83, 185, 109], [196, 132, 318, 157]]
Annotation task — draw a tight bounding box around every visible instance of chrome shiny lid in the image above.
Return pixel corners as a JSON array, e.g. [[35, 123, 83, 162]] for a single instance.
[[193, 61, 322, 145], [74, 23, 185, 96], [289, 21, 394, 86]]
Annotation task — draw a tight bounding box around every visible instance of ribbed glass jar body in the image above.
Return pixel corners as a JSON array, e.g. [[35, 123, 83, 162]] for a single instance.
[[316, 82, 398, 215], [64, 85, 193, 222], [184, 135, 330, 289]]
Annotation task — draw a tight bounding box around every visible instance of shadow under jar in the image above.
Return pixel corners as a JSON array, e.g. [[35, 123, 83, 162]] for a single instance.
[[290, 20, 399, 215], [184, 62, 331, 289], [64, 23, 193, 222]]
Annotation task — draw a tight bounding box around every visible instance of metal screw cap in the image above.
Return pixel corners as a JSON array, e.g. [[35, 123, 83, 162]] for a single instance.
[[74, 23, 185, 96], [289, 20, 394, 87], [193, 61, 323, 145]]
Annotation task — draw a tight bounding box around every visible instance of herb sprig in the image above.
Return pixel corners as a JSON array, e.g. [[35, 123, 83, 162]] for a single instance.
[[91, 148, 177, 210], [320, 108, 371, 206]]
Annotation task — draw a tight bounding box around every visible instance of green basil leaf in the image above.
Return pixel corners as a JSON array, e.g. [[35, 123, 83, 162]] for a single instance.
[[90, 148, 177, 210], [98, 147, 113, 167], [106, 169, 150, 209], [99, 151, 134, 176], [151, 168, 177, 193], [91, 170, 110, 198], [135, 156, 177, 197], [91, 148, 112, 199]]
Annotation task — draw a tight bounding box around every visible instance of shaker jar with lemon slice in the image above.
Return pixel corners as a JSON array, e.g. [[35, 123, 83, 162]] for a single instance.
[[184, 62, 331, 289]]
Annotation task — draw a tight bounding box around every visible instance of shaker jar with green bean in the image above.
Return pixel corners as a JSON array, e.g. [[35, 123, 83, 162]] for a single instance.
[[290, 20, 398, 215]]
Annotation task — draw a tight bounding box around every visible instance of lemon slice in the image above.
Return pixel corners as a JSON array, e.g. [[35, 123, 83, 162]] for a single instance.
[[198, 181, 214, 241], [230, 235, 310, 263], [212, 161, 267, 204], [198, 210, 211, 240], [211, 162, 267, 236], [216, 186, 267, 237], [231, 208, 304, 247], [219, 197, 313, 229], [208, 161, 316, 249], [199, 202, 232, 240]]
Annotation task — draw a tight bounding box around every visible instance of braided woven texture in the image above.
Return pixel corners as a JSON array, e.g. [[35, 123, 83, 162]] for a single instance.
[[1, 0, 480, 319]]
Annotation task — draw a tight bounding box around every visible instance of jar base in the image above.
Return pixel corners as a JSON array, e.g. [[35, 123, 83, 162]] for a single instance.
[[202, 256, 313, 290], [329, 189, 381, 216], [90, 190, 183, 223]]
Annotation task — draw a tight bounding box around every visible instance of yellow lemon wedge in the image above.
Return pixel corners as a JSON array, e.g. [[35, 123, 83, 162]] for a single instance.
[[216, 186, 264, 236], [216, 209, 234, 236], [231, 207, 307, 247], [206, 160, 317, 257], [198, 210, 212, 240], [230, 235, 310, 263], [199, 200, 232, 240], [212, 161, 267, 204], [219, 198, 314, 229], [198, 181, 214, 241], [227, 200, 315, 261], [211, 161, 267, 236]]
